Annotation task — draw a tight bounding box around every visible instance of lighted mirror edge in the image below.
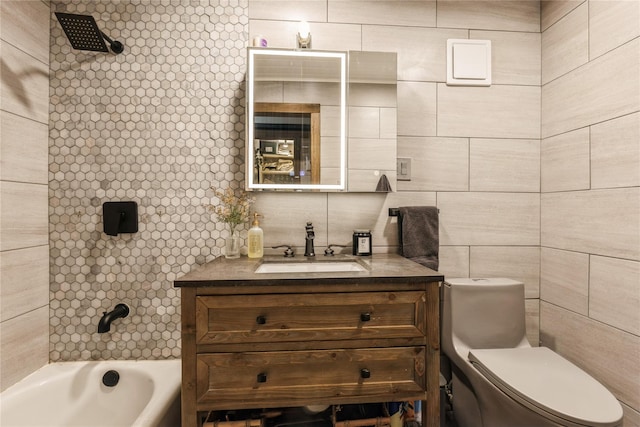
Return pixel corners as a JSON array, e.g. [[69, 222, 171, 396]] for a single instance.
[[245, 48, 347, 192]]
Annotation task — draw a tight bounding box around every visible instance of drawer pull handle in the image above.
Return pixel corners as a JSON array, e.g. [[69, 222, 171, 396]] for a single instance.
[[256, 315, 267, 325], [257, 373, 267, 383], [360, 368, 371, 379], [360, 312, 371, 322]]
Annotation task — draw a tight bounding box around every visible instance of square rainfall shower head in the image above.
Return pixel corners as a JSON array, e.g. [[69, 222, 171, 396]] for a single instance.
[[55, 12, 109, 52]]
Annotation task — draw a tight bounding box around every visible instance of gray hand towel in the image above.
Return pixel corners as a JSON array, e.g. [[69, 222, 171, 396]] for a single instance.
[[398, 206, 439, 271]]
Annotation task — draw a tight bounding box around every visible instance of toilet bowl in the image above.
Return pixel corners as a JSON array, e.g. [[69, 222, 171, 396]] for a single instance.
[[441, 278, 623, 427]]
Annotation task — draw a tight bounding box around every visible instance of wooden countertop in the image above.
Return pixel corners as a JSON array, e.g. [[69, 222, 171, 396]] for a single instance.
[[174, 253, 443, 287]]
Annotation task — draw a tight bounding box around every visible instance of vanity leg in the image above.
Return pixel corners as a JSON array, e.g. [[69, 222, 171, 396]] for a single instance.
[[425, 281, 440, 427], [181, 287, 198, 427]]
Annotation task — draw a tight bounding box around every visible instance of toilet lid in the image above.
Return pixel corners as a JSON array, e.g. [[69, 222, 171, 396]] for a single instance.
[[468, 347, 623, 427]]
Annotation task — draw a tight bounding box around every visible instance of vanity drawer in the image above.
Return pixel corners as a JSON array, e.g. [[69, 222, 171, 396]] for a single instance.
[[196, 346, 426, 409], [195, 291, 426, 345]]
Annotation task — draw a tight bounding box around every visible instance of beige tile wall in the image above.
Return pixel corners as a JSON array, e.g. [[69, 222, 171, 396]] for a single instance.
[[541, 1, 640, 421], [250, 1, 542, 345], [0, 0, 50, 391]]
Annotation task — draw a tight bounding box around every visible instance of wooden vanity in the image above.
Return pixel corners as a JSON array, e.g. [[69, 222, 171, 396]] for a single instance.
[[174, 254, 443, 427]]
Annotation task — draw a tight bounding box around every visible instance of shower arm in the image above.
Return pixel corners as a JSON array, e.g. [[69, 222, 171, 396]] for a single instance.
[[100, 31, 124, 54]]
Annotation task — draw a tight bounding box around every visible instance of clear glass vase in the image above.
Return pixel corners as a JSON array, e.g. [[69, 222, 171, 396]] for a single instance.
[[224, 227, 240, 259]]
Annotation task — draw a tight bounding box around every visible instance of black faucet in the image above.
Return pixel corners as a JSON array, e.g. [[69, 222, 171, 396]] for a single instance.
[[304, 222, 315, 257], [98, 303, 129, 333]]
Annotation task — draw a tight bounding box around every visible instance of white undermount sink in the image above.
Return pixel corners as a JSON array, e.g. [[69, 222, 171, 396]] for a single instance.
[[255, 260, 367, 274]]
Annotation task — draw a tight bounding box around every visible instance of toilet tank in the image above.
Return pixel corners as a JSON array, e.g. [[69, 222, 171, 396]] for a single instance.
[[443, 278, 529, 352]]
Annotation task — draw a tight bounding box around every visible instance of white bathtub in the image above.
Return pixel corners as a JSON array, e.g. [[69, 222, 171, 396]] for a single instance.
[[0, 359, 181, 427]]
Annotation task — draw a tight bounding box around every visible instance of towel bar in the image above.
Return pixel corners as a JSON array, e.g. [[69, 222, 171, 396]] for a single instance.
[[388, 207, 439, 217]]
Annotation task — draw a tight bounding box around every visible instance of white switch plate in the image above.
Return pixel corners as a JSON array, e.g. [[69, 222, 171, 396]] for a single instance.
[[397, 157, 411, 181], [446, 39, 491, 86]]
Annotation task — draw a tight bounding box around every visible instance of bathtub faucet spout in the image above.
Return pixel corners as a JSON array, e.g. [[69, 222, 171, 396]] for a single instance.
[[98, 303, 130, 333]]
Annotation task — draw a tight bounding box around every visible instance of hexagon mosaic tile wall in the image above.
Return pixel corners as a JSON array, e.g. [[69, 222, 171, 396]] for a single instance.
[[49, 0, 248, 361]]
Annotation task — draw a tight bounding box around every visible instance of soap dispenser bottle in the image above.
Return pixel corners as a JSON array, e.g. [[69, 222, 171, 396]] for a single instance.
[[248, 213, 264, 258]]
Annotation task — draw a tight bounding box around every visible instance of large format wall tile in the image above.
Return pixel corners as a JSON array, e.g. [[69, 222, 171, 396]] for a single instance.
[[540, 0, 584, 31], [0, 182, 48, 252], [541, 188, 640, 261], [540, 247, 589, 315], [540, 127, 590, 192], [397, 82, 436, 137], [591, 113, 640, 189], [397, 137, 468, 192], [541, 303, 640, 411], [589, 256, 640, 336], [362, 26, 467, 82], [253, 193, 328, 251], [541, 2, 588, 84], [438, 246, 469, 278], [437, 0, 540, 32], [438, 84, 540, 139], [470, 30, 541, 86], [248, 0, 326, 21], [328, 192, 437, 249], [438, 192, 540, 246], [542, 38, 640, 138], [0, 111, 48, 184], [0, 246, 49, 322], [470, 138, 540, 192], [0, 306, 48, 393], [0, 0, 49, 64], [470, 246, 540, 298], [525, 300, 540, 347], [0, 41, 48, 123], [249, 20, 362, 51], [589, 0, 640, 60], [328, 0, 436, 27]]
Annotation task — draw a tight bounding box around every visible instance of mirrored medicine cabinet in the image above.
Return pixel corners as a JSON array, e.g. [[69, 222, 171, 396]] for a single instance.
[[246, 47, 397, 192]]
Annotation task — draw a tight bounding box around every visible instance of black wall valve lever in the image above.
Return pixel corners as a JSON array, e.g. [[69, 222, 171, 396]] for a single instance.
[[103, 201, 138, 236]]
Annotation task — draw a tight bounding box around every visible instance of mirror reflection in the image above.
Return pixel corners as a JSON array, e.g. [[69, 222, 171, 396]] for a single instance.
[[246, 48, 347, 190], [246, 48, 397, 192]]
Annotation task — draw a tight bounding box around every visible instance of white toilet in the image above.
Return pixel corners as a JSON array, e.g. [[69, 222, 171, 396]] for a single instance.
[[441, 278, 623, 427]]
